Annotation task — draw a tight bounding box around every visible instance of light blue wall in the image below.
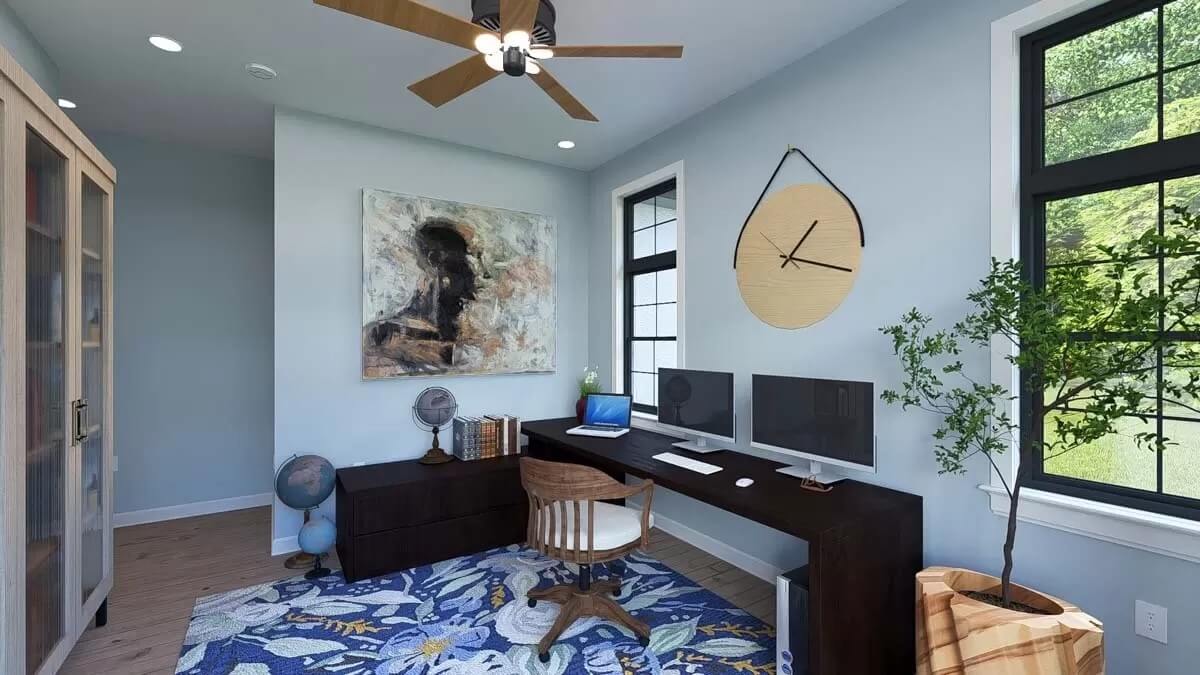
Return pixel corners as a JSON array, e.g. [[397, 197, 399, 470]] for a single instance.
[[272, 109, 591, 546], [96, 132, 275, 515], [587, 0, 1199, 671], [0, 0, 56, 96]]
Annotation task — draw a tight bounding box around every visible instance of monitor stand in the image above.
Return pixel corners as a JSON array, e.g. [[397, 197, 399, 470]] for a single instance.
[[776, 460, 846, 485], [671, 437, 724, 454]]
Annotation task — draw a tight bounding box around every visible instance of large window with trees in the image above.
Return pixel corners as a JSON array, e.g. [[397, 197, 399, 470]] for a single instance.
[[1021, 0, 1200, 517], [623, 179, 678, 415]]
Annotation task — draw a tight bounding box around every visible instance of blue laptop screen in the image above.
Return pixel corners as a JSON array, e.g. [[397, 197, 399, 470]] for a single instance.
[[584, 395, 631, 428]]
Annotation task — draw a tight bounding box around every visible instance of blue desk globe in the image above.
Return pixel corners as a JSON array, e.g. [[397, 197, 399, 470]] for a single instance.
[[298, 515, 336, 556], [275, 454, 335, 511]]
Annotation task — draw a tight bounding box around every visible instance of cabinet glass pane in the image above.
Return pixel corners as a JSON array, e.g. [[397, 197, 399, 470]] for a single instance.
[[81, 176, 106, 603], [26, 129, 67, 674]]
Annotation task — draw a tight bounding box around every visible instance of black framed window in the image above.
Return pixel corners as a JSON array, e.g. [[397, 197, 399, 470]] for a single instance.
[[1021, 0, 1200, 518], [623, 179, 678, 415]]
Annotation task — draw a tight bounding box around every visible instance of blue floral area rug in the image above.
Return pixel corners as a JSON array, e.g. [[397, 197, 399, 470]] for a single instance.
[[174, 545, 776, 675]]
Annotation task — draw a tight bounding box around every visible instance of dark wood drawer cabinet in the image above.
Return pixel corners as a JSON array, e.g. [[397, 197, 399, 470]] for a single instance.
[[335, 456, 527, 582]]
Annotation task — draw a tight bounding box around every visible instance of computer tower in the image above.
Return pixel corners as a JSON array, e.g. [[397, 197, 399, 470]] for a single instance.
[[775, 565, 809, 675]]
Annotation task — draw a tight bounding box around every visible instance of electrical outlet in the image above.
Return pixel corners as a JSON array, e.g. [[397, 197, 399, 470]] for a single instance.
[[1135, 600, 1168, 644]]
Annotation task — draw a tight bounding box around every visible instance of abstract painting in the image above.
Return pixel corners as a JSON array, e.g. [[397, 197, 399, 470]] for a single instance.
[[362, 189, 556, 379]]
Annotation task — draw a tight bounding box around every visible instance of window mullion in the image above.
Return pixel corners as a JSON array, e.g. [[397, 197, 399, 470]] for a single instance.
[[627, 252, 676, 276], [1157, 5, 1164, 144], [1026, 134, 1200, 198]]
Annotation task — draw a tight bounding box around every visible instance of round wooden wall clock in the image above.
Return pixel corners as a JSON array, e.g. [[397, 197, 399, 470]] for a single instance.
[[735, 184, 863, 329]]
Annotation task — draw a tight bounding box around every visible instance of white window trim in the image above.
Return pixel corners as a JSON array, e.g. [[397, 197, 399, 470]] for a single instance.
[[610, 161, 686, 432], [986, 0, 1200, 564]]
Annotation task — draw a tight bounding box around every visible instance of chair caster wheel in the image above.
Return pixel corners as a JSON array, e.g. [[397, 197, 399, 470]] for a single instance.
[[538, 651, 551, 663], [527, 598, 537, 608], [638, 634, 650, 647]]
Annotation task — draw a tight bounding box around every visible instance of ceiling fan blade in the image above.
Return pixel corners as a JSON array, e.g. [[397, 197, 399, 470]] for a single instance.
[[500, 0, 539, 37], [314, 0, 492, 51], [529, 67, 598, 122], [548, 45, 684, 58], [409, 56, 501, 107]]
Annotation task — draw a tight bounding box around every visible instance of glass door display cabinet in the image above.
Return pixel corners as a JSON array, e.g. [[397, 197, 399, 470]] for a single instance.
[[0, 45, 115, 675]]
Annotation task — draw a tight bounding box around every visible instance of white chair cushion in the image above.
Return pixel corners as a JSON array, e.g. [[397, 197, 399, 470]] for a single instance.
[[539, 501, 653, 552]]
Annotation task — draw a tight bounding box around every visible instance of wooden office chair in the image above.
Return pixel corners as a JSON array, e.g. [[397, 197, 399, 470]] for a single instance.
[[519, 457, 655, 662]]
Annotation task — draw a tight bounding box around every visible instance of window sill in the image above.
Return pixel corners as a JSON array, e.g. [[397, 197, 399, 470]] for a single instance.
[[980, 483, 1200, 564]]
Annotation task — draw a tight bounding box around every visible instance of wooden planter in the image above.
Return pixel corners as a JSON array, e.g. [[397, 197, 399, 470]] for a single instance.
[[916, 567, 1104, 675]]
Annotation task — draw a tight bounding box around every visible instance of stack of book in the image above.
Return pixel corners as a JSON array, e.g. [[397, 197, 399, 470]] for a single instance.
[[451, 415, 522, 461]]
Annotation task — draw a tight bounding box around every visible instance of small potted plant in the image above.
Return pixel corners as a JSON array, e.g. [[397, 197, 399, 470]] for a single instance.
[[576, 366, 602, 423], [882, 205, 1200, 673]]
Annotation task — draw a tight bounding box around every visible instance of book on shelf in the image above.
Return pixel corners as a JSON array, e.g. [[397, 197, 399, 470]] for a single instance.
[[452, 414, 522, 461]]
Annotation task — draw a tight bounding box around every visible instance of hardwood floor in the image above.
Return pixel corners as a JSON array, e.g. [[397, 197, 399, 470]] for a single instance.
[[62, 506, 776, 674]]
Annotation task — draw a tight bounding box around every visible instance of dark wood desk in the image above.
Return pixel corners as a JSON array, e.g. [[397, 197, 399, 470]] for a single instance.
[[523, 418, 922, 675]]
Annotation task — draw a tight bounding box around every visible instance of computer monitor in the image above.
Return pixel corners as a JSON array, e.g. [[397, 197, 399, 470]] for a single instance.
[[657, 368, 735, 454], [751, 374, 875, 484]]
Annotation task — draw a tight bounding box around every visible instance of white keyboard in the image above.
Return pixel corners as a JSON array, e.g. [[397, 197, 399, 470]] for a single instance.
[[653, 452, 722, 475]]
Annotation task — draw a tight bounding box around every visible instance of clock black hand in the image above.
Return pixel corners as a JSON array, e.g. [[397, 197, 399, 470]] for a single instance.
[[786, 256, 853, 273], [780, 220, 820, 269]]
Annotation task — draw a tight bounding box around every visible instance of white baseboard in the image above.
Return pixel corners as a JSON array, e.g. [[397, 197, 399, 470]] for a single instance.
[[649, 511, 782, 584], [114, 492, 273, 528], [271, 509, 783, 578], [272, 535, 299, 557]]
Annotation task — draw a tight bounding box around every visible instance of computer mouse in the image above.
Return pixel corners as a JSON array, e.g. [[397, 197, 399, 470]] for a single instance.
[[735, 477, 754, 488]]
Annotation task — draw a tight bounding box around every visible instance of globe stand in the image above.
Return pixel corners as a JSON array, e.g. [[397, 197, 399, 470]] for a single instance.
[[305, 553, 331, 580], [418, 425, 454, 465], [285, 508, 318, 570]]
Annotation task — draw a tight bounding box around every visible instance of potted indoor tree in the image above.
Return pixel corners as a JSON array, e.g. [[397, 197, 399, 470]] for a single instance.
[[882, 206, 1200, 673]]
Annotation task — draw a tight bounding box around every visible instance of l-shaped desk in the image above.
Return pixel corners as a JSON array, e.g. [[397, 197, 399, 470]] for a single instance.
[[523, 417, 923, 675]]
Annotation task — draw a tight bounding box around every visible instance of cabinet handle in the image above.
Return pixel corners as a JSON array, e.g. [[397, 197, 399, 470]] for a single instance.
[[72, 399, 89, 444], [72, 400, 84, 445]]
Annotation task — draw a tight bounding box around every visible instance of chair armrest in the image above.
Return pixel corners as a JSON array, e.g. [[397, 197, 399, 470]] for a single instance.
[[622, 480, 655, 547]]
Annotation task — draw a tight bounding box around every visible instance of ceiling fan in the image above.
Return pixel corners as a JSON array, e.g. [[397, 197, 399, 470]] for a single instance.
[[313, 0, 684, 121]]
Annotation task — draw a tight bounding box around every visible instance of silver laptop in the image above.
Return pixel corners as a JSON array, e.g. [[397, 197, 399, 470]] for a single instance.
[[567, 393, 632, 438]]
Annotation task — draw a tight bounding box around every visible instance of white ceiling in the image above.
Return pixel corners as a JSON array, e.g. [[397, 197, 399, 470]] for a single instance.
[[12, 0, 906, 170]]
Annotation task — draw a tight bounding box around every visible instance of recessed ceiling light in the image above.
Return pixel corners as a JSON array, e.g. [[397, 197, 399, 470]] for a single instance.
[[56, 98, 77, 109], [245, 63, 278, 80], [557, 140, 576, 150], [148, 35, 183, 53]]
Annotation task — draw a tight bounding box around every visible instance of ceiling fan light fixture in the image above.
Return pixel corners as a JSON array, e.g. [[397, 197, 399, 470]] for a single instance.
[[485, 52, 504, 71], [474, 33, 502, 55], [502, 46, 526, 77], [503, 30, 530, 50], [525, 60, 541, 75], [528, 47, 554, 60]]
